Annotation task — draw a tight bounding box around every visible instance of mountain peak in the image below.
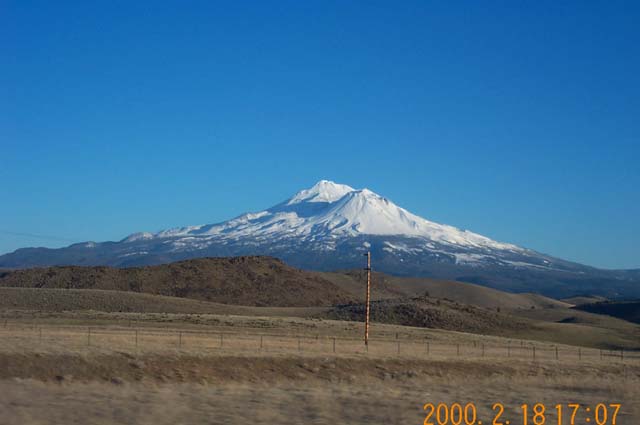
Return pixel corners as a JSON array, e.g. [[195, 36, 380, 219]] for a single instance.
[[116, 179, 520, 252], [286, 180, 355, 205]]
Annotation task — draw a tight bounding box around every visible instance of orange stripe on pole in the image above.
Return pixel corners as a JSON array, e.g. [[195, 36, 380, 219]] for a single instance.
[[365, 251, 371, 346]]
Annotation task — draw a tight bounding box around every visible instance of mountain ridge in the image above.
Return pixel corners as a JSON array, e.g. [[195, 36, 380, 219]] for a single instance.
[[1, 180, 639, 298]]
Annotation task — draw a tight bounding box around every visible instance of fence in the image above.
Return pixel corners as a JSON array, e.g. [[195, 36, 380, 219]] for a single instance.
[[0, 321, 637, 363]]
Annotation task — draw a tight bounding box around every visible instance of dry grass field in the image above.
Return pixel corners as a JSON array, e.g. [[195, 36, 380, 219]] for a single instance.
[[1, 311, 639, 424], [1, 264, 639, 424], [2, 371, 638, 425], [3, 285, 639, 351]]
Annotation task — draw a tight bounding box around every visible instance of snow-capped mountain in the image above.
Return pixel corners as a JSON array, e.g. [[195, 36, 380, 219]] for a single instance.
[[1, 180, 638, 298], [126, 180, 522, 257]]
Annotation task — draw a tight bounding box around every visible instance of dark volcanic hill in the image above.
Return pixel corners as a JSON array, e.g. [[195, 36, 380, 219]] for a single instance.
[[574, 301, 640, 324], [326, 296, 530, 335], [0, 256, 356, 307]]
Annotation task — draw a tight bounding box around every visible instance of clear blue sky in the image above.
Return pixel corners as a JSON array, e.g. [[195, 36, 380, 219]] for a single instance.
[[1, 1, 639, 269]]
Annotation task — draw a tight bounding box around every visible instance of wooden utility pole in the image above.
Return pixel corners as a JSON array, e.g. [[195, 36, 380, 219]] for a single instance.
[[364, 251, 372, 346]]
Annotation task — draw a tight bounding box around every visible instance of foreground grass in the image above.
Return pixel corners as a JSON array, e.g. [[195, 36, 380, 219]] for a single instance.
[[1, 314, 638, 424], [2, 367, 638, 425]]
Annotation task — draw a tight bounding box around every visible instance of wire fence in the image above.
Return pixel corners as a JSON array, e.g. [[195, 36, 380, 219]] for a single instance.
[[0, 321, 638, 363]]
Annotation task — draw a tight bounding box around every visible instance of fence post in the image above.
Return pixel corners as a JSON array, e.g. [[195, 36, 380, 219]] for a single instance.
[[332, 338, 336, 353], [532, 346, 536, 360], [600, 349, 603, 360], [260, 335, 264, 351], [298, 337, 301, 352], [178, 332, 182, 349], [456, 344, 460, 356], [397, 341, 400, 355], [481, 344, 485, 358], [621, 349, 624, 362], [426, 341, 430, 356], [87, 327, 91, 347], [39, 327, 42, 342], [135, 329, 138, 349], [555, 346, 558, 360]]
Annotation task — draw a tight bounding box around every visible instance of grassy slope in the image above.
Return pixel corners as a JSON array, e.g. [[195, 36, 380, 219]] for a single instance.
[[561, 295, 608, 306], [505, 304, 640, 349], [319, 270, 571, 309], [0, 287, 329, 317]]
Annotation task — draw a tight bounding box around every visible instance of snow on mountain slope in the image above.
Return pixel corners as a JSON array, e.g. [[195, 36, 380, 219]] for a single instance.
[[286, 180, 355, 204], [127, 180, 522, 254], [116, 180, 528, 265]]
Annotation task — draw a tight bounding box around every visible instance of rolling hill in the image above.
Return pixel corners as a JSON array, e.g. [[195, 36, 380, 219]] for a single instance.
[[319, 270, 571, 310], [1, 256, 638, 350], [0, 257, 570, 311], [0, 256, 355, 307]]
